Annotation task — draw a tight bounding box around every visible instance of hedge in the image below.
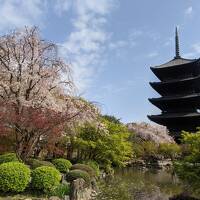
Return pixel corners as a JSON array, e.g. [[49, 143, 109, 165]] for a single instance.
[[52, 158, 72, 173], [0, 162, 31, 192], [71, 163, 96, 177], [66, 169, 91, 185], [0, 153, 19, 164], [26, 158, 55, 169], [31, 166, 61, 193]]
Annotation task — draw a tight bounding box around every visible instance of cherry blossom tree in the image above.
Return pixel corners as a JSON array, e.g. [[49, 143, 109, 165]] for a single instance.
[[0, 27, 98, 160]]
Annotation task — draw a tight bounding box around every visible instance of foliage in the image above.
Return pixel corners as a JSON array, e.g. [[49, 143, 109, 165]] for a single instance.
[[0, 27, 99, 161], [132, 142, 145, 158], [71, 163, 96, 177], [0, 135, 15, 153], [52, 158, 72, 173], [81, 160, 100, 176], [31, 166, 61, 193], [102, 115, 122, 124], [141, 141, 158, 158], [158, 143, 181, 160], [0, 162, 31, 192], [173, 130, 200, 195], [181, 130, 200, 163], [49, 183, 70, 198], [131, 140, 181, 161], [72, 118, 133, 170], [26, 158, 55, 169], [66, 169, 91, 184], [0, 153, 19, 164]]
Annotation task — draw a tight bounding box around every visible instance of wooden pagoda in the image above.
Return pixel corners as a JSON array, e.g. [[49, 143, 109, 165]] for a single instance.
[[148, 28, 200, 139]]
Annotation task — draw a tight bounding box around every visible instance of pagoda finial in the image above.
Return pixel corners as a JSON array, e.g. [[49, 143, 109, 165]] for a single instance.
[[175, 26, 180, 59]]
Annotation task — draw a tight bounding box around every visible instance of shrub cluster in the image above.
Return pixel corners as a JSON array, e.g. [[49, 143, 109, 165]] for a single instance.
[[52, 158, 72, 173], [71, 163, 96, 177], [158, 143, 181, 159], [0, 153, 19, 164], [50, 183, 70, 198], [66, 169, 91, 184], [81, 160, 100, 176], [31, 166, 61, 193], [0, 162, 31, 192], [26, 158, 55, 169]]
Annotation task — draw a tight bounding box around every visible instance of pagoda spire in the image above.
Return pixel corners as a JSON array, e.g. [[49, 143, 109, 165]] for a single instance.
[[175, 27, 180, 59]]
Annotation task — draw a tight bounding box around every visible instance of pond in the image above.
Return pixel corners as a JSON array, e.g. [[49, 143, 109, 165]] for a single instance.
[[96, 168, 200, 200]]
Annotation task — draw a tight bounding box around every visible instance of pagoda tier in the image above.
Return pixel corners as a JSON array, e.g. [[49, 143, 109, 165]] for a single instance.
[[150, 75, 200, 96], [149, 93, 200, 112], [150, 58, 198, 81], [148, 27, 200, 140], [148, 112, 200, 133]]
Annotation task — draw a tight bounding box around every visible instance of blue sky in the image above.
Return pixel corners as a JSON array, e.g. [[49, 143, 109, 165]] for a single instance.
[[0, 0, 200, 123]]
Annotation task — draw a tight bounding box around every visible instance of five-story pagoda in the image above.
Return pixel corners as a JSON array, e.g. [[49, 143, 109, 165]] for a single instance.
[[148, 28, 200, 140]]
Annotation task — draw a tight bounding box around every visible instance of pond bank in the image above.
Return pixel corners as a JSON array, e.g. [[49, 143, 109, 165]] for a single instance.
[[96, 167, 200, 200]]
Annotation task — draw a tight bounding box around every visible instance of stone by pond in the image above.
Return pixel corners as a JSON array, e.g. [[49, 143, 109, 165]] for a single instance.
[[96, 168, 200, 200]]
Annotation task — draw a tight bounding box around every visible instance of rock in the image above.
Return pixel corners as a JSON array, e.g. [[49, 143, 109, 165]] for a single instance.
[[70, 178, 97, 200], [127, 122, 175, 144], [64, 196, 70, 200], [49, 197, 61, 200]]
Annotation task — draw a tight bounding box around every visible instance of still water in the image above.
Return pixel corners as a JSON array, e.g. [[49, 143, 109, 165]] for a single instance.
[[96, 168, 200, 200]]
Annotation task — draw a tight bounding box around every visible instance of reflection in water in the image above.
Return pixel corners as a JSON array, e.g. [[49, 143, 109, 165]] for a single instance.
[[96, 168, 200, 200], [169, 194, 200, 200]]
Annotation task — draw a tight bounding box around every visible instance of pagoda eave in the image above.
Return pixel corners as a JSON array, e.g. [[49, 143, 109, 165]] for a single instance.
[[151, 58, 197, 69], [148, 94, 200, 110], [150, 74, 200, 86], [148, 113, 200, 124], [149, 93, 200, 102]]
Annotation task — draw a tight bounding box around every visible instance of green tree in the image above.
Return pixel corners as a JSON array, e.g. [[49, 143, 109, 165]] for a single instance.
[[72, 118, 133, 170], [174, 130, 200, 195]]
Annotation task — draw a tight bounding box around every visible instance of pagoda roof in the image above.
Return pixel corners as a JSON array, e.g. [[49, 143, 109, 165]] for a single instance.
[[150, 74, 200, 86], [148, 112, 200, 119], [151, 57, 197, 69], [149, 93, 200, 102]]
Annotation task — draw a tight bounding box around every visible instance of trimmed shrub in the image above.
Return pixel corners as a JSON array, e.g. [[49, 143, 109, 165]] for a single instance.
[[50, 183, 70, 198], [71, 164, 96, 177], [66, 170, 91, 185], [52, 158, 72, 173], [0, 153, 19, 164], [31, 166, 61, 193], [81, 160, 100, 176], [0, 162, 31, 192], [26, 158, 55, 169]]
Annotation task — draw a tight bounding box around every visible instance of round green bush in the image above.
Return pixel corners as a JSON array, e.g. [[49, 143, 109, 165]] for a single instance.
[[26, 158, 55, 169], [0, 162, 31, 192], [52, 158, 72, 173], [0, 153, 19, 164], [66, 169, 91, 184], [71, 164, 96, 177], [31, 166, 61, 193]]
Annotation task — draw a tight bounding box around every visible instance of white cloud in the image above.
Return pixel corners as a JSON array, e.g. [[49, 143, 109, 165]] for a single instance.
[[0, 0, 46, 31], [185, 6, 193, 15], [147, 52, 158, 58], [60, 0, 116, 92], [192, 43, 200, 54], [164, 37, 173, 47], [183, 43, 200, 58], [54, 0, 72, 16], [109, 40, 128, 50]]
